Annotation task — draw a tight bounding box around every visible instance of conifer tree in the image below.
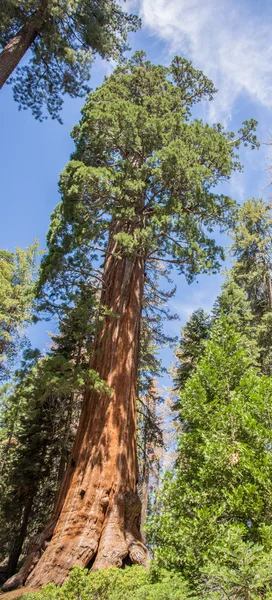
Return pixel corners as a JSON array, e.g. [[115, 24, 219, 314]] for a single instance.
[[174, 308, 211, 392], [136, 269, 172, 529], [217, 199, 272, 374], [0, 0, 139, 120], [0, 241, 39, 381], [231, 199, 272, 313], [4, 52, 258, 591], [148, 319, 272, 583]]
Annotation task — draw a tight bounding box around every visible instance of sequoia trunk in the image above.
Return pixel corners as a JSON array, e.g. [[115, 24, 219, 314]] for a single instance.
[[16, 226, 147, 587], [0, 12, 45, 89]]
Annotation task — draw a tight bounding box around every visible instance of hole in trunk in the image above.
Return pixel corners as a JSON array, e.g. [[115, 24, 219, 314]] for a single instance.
[[86, 553, 97, 571], [122, 554, 133, 568]]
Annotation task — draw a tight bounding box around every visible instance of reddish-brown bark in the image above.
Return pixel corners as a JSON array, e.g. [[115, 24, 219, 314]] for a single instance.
[[2, 454, 75, 591], [4, 224, 148, 590], [1, 589, 39, 599]]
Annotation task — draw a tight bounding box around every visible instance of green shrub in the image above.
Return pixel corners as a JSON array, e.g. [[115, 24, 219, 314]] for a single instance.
[[199, 529, 272, 600], [23, 565, 190, 600]]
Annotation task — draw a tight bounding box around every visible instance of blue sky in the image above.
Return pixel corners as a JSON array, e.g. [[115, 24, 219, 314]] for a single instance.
[[1, 0, 272, 368]]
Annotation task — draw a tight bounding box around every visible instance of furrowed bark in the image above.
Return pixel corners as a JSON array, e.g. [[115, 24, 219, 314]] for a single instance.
[[4, 222, 148, 589], [2, 435, 75, 592], [0, 12, 45, 90]]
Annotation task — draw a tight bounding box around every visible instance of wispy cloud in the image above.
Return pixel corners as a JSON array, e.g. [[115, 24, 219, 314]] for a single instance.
[[135, 0, 272, 122], [169, 285, 220, 326]]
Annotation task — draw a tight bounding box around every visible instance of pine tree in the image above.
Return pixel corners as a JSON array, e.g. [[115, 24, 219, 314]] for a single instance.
[[0, 0, 139, 120], [4, 52, 259, 591], [147, 319, 272, 583]]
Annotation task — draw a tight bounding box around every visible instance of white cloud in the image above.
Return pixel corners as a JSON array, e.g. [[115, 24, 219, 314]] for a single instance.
[[170, 285, 220, 324], [136, 0, 272, 122]]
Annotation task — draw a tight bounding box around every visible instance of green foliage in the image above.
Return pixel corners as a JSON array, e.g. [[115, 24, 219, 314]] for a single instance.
[[200, 529, 272, 599], [174, 308, 212, 391], [0, 54, 260, 589], [21, 549, 272, 599], [228, 199, 272, 374], [148, 319, 272, 583], [213, 199, 272, 376], [230, 199, 272, 308], [0, 240, 40, 380], [0, 0, 140, 121], [38, 52, 258, 313], [23, 565, 191, 600]]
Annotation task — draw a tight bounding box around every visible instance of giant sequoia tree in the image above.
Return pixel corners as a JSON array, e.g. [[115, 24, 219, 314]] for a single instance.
[[4, 53, 258, 591], [0, 0, 139, 120]]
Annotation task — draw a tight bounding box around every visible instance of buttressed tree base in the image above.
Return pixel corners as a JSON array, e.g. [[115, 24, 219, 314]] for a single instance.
[[3, 52, 258, 591]]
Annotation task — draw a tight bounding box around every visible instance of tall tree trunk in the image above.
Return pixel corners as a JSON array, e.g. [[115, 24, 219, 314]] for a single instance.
[[138, 395, 151, 538], [57, 392, 77, 486], [265, 270, 272, 311], [5, 224, 148, 589], [0, 12, 45, 90], [140, 461, 149, 542], [6, 494, 35, 579]]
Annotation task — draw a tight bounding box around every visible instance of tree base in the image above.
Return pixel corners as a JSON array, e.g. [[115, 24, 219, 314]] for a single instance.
[[25, 491, 148, 588], [2, 517, 57, 592], [2, 490, 148, 591]]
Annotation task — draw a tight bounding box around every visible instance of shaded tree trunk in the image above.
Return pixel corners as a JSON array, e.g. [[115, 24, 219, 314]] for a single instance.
[[57, 392, 78, 486], [140, 461, 149, 542], [265, 270, 272, 311], [0, 12, 45, 90], [6, 493, 35, 579], [4, 223, 148, 590], [138, 396, 151, 538]]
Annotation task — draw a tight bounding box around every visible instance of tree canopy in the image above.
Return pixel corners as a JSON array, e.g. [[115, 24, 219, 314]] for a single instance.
[[148, 319, 272, 584], [0, 0, 140, 120], [0, 49, 266, 599], [0, 241, 39, 381]]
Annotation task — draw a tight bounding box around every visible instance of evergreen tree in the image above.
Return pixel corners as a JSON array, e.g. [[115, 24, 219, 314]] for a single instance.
[[231, 199, 272, 313], [174, 308, 211, 391], [214, 199, 272, 375], [147, 319, 272, 584], [137, 266, 175, 529], [0, 0, 139, 120], [4, 52, 258, 591], [137, 379, 164, 532], [0, 241, 39, 381]]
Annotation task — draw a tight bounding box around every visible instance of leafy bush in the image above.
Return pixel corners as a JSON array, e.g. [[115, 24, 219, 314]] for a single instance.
[[199, 528, 272, 600], [20, 543, 272, 600], [23, 565, 190, 600]]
